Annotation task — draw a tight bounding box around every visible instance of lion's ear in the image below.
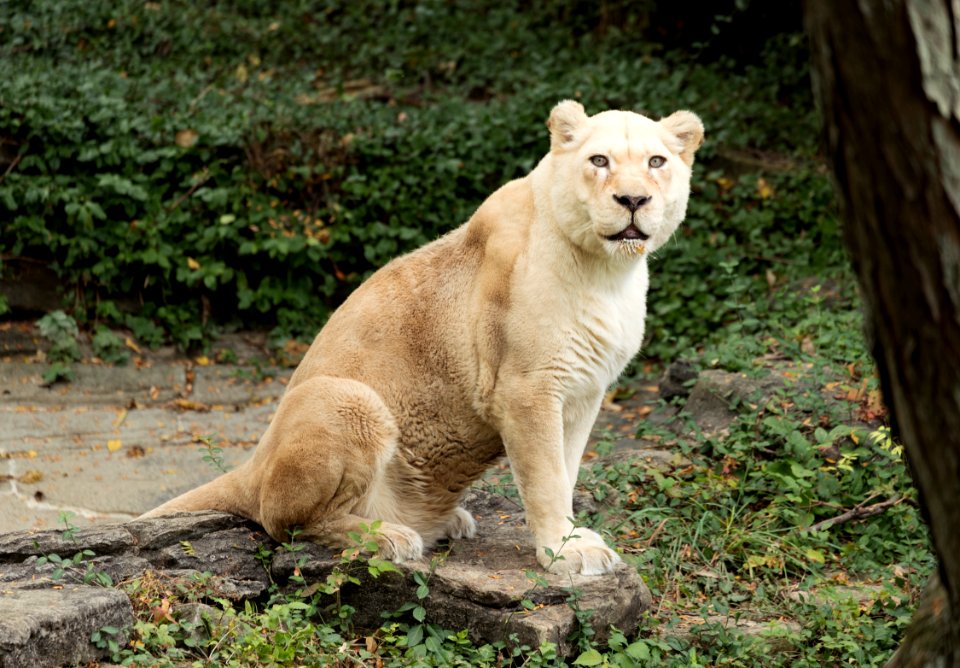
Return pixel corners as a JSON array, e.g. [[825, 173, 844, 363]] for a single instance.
[[548, 100, 588, 151], [660, 111, 705, 166]]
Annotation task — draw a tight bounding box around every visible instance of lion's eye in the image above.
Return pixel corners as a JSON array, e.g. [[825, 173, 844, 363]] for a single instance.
[[649, 155, 666, 168], [590, 155, 609, 168]]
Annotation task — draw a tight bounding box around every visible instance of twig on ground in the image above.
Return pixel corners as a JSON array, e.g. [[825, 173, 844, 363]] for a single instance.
[[166, 168, 212, 211], [0, 152, 24, 183], [645, 518, 670, 546], [804, 496, 906, 533]]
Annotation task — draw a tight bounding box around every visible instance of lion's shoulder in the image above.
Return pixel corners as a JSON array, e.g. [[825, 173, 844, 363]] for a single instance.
[[465, 177, 535, 254]]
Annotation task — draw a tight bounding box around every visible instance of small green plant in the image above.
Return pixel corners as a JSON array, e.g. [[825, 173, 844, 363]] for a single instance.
[[516, 526, 578, 615], [196, 433, 230, 474], [566, 587, 597, 656], [33, 512, 114, 587], [36, 310, 81, 384], [92, 326, 130, 365], [90, 625, 124, 657]]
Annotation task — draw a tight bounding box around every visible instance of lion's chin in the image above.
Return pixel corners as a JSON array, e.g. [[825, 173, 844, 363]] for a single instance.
[[600, 238, 647, 258], [619, 241, 647, 257]]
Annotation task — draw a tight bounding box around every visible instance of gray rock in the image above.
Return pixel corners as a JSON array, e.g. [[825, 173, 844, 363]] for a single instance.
[[0, 584, 133, 668], [125, 511, 254, 551], [0, 490, 651, 661], [0, 525, 134, 563], [665, 614, 802, 653], [681, 369, 781, 436], [785, 583, 892, 608], [272, 489, 652, 656], [659, 359, 699, 401], [175, 601, 228, 647]]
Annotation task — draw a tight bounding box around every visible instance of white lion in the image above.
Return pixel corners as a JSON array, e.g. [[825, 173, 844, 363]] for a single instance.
[[143, 100, 704, 575]]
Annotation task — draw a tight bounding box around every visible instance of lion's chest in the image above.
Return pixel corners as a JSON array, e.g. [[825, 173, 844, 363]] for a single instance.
[[558, 289, 646, 398], [520, 262, 649, 401]]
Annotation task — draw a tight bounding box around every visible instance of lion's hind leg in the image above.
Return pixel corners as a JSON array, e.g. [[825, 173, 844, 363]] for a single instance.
[[254, 376, 423, 561]]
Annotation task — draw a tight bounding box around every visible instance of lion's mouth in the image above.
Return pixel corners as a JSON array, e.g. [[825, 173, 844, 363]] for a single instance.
[[605, 224, 650, 242]]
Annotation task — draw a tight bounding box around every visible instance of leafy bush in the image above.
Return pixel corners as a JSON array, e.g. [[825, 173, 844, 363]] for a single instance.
[[0, 0, 817, 350], [35, 309, 80, 382]]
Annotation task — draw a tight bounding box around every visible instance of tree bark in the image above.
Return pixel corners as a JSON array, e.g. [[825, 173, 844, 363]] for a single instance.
[[804, 1, 960, 665]]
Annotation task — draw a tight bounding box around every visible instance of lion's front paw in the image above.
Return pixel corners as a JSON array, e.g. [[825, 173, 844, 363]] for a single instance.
[[376, 522, 425, 562], [538, 527, 621, 576], [445, 506, 478, 540]]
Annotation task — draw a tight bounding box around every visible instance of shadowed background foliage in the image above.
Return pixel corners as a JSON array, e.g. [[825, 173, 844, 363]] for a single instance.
[[0, 0, 815, 355]]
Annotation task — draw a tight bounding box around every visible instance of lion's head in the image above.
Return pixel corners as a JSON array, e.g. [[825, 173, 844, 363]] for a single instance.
[[542, 100, 704, 260]]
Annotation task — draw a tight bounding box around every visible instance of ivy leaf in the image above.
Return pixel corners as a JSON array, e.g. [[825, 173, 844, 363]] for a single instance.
[[573, 649, 604, 666]]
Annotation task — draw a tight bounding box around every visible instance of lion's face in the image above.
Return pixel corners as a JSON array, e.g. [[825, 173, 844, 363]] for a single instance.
[[545, 101, 704, 260]]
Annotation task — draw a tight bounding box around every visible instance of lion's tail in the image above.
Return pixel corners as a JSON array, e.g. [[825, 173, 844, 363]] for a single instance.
[[137, 468, 256, 522]]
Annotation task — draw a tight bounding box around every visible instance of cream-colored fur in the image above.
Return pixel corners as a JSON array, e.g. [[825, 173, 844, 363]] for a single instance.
[[142, 101, 704, 576]]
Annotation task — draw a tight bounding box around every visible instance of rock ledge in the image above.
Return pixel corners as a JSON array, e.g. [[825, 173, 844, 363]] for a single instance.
[[0, 490, 650, 666]]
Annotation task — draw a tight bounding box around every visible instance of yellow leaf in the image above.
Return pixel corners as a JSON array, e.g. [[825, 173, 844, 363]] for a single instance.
[[194, 355, 211, 366], [124, 336, 142, 354], [186, 257, 200, 271], [235, 63, 248, 83], [108, 439, 123, 452], [18, 469, 43, 484], [27, 450, 37, 458], [757, 177, 774, 199]]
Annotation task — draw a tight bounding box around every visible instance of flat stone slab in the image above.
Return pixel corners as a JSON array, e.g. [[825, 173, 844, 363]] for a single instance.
[[0, 361, 288, 408], [273, 490, 651, 655], [0, 491, 650, 664], [0, 404, 271, 531], [0, 361, 188, 405], [0, 584, 134, 668]]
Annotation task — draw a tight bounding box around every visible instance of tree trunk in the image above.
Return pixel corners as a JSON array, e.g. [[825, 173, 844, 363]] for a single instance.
[[804, 1, 960, 664]]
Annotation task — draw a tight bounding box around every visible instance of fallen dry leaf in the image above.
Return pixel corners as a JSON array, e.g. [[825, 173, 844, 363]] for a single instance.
[[175, 129, 199, 148], [151, 598, 175, 624], [171, 398, 210, 412], [126, 445, 146, 459], [757, 177, 774, 199], [18, 470, 43, 484]]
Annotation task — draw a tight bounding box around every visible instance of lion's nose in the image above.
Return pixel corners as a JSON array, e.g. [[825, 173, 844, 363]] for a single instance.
[[613, 194, 651, 212]]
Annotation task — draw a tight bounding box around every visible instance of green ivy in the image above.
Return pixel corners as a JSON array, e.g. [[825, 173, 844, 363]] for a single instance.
[[0, 0, 817, 349]]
